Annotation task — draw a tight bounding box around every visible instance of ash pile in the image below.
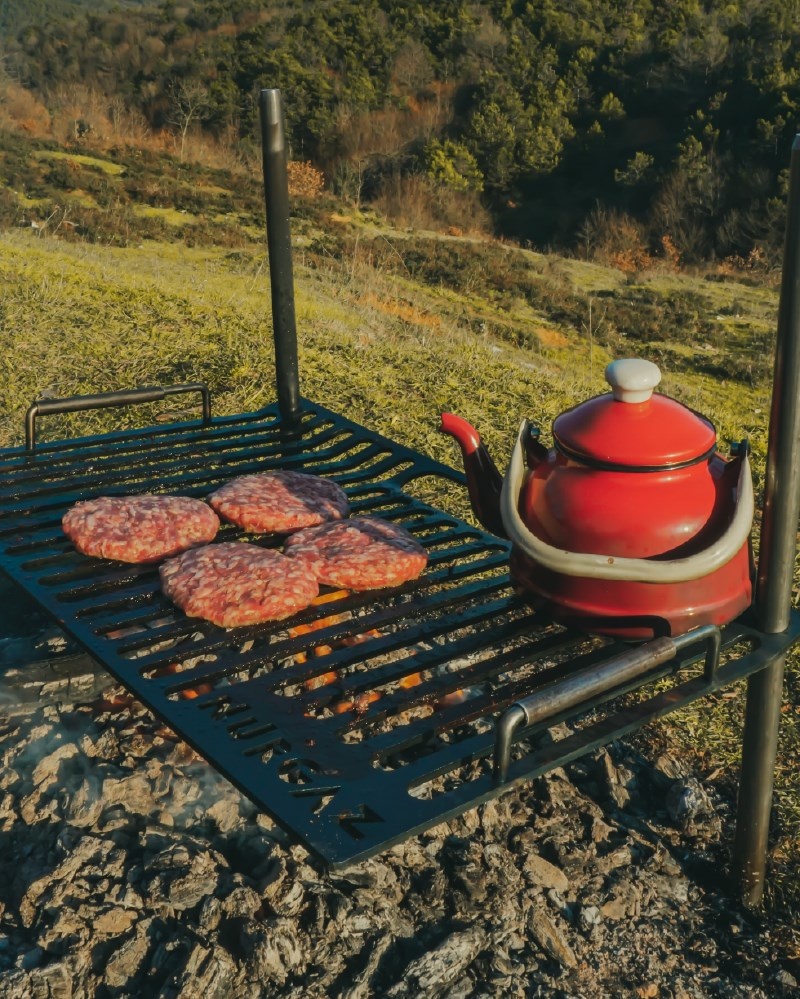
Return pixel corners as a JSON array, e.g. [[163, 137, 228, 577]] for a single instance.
[[0, 667, 796, 999]]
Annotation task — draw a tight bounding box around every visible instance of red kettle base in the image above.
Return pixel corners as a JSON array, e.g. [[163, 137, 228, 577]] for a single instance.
[[509, 545, 754, 640]]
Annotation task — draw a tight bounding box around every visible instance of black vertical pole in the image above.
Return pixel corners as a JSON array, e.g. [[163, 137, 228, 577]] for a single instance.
[[734, 134, 800, 907], [259, 88, 301, 424]]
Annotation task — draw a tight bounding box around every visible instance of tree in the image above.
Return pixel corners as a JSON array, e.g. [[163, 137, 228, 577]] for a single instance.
[[167, 79, 210, 161]]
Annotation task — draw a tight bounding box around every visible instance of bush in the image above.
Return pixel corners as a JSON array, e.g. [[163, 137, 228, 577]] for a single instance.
[[372, 173, 490, 235], [287, 160, 325, 199], [578, 205, 653, 273]]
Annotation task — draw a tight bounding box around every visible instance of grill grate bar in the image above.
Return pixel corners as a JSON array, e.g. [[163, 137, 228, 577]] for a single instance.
[[0, 443, 402, 519], [351, 635, 607, 760], [166, 591, 532, 701], [0, 411, 341, 488], [0, 406, 322, 468], [116, 558, 511, 675], [0, 429, 377, 505]]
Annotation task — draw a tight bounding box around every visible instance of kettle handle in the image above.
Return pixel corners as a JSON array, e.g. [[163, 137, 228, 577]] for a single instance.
[[500, 420, 754, 583]]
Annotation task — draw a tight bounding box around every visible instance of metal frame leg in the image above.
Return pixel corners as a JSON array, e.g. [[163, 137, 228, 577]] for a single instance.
[[734, 133, 800, 907], [734, 659, 786, 905], [260, 89, 301, 424]]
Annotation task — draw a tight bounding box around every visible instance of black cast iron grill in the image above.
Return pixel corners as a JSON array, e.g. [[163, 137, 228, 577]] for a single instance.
[[2, 92, 800, 893], [1, 396, 798, 868]]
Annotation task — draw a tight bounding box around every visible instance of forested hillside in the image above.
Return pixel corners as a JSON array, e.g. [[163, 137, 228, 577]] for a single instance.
[[0, 0, 149, 34], [2, 0, 799, 264]]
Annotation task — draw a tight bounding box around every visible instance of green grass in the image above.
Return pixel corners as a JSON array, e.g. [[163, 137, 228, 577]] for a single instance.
[[132, 204, 196, 226], [31, 149, 126, 175], [0, 215, 796, 935]]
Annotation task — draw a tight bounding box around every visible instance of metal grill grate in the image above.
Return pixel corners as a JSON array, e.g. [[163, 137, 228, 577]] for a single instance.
[[0, 397, 798, 868]]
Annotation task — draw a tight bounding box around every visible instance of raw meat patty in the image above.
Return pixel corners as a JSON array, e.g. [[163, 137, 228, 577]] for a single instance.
[[283, 517, 428, 590], [160, 542, 319, 627], [208, 471, 349, 533], [62, 495, 220, 563]]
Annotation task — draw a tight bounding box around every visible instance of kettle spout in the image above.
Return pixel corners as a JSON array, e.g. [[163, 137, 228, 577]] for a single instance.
[[440, 413, 507, 538]]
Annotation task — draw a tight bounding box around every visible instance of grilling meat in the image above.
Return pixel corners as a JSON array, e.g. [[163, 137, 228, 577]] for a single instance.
[[62, 495, 220, 563], [283, 517, 428, 590], [160, 542, 319, 627], [208, 471, 349, 534]]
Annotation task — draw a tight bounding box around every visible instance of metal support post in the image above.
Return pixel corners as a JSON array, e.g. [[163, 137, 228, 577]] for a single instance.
[[734, 134, 800, 907], [259, 88, 301, 424]]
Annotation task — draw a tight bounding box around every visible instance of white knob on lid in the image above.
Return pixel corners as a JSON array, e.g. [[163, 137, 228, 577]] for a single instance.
[[605, 358, 661, 403]]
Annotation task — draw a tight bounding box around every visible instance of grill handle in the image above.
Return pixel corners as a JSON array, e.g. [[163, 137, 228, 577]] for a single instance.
[[25, 383, 211, 451], [492, 624, 721, 784]]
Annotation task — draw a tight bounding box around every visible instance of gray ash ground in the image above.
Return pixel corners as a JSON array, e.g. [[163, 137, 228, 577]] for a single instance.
[[0, 661, 798, 998]]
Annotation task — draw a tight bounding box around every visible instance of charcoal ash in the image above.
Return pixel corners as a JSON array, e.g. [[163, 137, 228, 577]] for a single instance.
[[0, 689, 795, 998]]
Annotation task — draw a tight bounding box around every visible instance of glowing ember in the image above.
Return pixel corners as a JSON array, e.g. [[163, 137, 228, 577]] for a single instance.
[[398, 672, 423, 689], [151, 663, 213, 699], [333, 690, 381, 715], [290, 590, 382, 696], [437, 688, 468, 707]]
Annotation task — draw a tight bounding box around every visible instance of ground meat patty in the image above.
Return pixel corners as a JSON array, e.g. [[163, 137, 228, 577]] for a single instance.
[[62, 495, 220, 563], [283, 517, 428, 590], [160, 542, 319, 627], [208, 471, 349, 534]]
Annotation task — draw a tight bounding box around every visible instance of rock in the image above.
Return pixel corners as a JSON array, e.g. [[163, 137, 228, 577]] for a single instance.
[[199, 895, 223, 933], [527, 908, 577, 968], [267, 878, 305, 918], [245, 919, 306, 985], [590, 817, 616, 843], [600, 883, 642, 921], [31, 743, 79, 789], [341, 933, 393, 999], [205, 797, 242, 834], [168, 942, 238, 998], [598, 749, 635, 809], [595, 845, 633, 875], [37, 908, 88, 950], [93, 907, 138, 937], [29, 961, 74, 999], [19, 836, 112, 928], [168, 866, 220, 910], [577, 905, 602, 933], [102, 773, 157, 817], [221, 884, 262, 919], [654, 754, 686, 780], [19, 788, 59, 825], [523, 854, 569, 892], [385, 926, 488, 997], [62, 775, 104, 828], [665, 779, 713, 828], [18, 946, 43, 970], [104, 927, 152, 988]]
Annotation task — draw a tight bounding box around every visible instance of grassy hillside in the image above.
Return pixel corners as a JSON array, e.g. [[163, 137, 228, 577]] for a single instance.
[[0, 137, 798, 939]]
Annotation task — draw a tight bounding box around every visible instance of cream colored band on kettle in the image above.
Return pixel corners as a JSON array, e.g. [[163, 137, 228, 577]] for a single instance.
[[500, 420, 754, 583]]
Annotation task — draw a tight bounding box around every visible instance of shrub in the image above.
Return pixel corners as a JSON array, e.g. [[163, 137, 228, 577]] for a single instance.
[[578, 205, 652, 273], [287, 160, 325, 199], [372, 173, 490, 234]]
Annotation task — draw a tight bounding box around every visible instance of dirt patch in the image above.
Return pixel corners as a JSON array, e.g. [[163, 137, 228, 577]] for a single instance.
[[361, 292, 442, 329], [535, 325, 570, 347]]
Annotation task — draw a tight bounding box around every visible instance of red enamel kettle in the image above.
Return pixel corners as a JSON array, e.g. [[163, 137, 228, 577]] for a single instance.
[[441, 358, 754, 638]]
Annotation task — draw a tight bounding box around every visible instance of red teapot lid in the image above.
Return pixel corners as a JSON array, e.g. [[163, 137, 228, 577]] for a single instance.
[[552, 359, 716, 469]]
